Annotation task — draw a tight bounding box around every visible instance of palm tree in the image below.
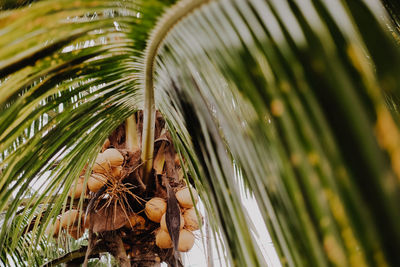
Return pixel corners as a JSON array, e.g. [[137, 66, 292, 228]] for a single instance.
[[1, 0, 400, 266]]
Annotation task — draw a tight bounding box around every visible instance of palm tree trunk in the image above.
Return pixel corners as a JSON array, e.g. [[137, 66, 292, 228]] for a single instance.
[[130, 253, 161, 267], [103, 232, 130, 267]]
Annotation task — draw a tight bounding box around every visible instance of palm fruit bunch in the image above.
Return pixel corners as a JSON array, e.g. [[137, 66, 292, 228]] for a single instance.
[[148, 186, 203, 252], [43, 111, 203, 266], [67, 145, 125, 199]]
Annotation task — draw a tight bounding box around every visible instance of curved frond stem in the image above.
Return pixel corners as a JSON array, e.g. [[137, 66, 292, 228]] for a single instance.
[[141, 0, 211, 184]]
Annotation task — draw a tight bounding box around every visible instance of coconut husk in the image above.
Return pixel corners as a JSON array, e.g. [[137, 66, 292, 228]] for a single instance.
[[183, 208, 201, 231], [145, 197, 166, 223], [178, 229, 195, 252], [155, 229, 172, 249]]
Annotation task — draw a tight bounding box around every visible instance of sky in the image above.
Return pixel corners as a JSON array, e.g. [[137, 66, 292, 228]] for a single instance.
[[180, 196, 282, 267]]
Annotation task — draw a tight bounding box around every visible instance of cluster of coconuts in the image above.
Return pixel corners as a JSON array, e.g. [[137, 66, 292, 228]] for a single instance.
[[57, 140, 125, 239], [68, 140, 125, 199], [45, 209, 86, 239], [145, 187, 202, 252]]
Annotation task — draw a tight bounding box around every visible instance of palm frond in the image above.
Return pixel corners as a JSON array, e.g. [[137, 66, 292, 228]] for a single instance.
[[0, 0, 175, 264], [151, 0, 400, 266]]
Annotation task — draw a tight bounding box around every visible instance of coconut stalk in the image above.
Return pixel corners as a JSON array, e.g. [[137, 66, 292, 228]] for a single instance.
[[126, 115, 139, 152]]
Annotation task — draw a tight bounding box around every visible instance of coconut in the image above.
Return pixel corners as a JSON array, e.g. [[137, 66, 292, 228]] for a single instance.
[[178, 229, 195, 252], [60, 209, 80, 229], [62, 212, 85, 239], [45, 218, 60, 237], [111, 166, 123, 178], [125, 214, 146, 229], [68, 178, 86, 199], [160, 212, 184, 232], [176, 187, 198, 208], [183, 208, 201, 231], [145, 197, 167, 223], [103, 148, 124, 166], [92, 153, 110, 174], [155, 229, 173, 249], [88, 173, 107, 192]]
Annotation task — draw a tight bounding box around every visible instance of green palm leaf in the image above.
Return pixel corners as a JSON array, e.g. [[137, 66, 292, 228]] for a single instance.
[[0, 0, 175, 264], [1, 0, 400, 266]]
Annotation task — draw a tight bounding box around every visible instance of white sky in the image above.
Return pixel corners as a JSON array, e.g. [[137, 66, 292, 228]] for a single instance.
[[177, 196, 281, 267]]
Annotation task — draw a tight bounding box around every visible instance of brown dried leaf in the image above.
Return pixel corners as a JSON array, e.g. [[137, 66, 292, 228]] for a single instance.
[[89, 204, 128, 233], [136, 111, 143, 146], [164, 178, 181, 251], [153, 142, 166, 175], [155, 175, 168, 199], [165, 142, 179, 184], [108, 124, 126, 149], [154, 111, 165, 140]]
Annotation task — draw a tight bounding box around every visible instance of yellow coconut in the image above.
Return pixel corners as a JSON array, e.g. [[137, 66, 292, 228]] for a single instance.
[[176, 187, 198, 208], [155, 229, 173, 249], [92, 153, 110, 174], [103, 148, 124, 166], [160, 212, 184, 232], [88, 173, 107, 192], [183, 208, 202, 231], [145, 197, 167, 223], [60, 209, 80, 229], [125, 214, 146, 229], [178, 229, 195, 252], [111, 166, 123, 179], [68, 178, 86, 199], [45, 218, 60, 237]]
